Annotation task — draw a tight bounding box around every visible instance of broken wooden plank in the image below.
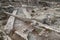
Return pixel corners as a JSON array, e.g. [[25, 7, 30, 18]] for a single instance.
[[4, 10, 17, 34]]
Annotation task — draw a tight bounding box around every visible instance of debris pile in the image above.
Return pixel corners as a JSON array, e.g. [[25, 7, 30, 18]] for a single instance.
[[0, 0, 60, 40]]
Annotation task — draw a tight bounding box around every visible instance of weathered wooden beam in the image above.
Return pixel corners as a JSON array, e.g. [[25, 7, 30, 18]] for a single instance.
[[4, 10, 17, 34]]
